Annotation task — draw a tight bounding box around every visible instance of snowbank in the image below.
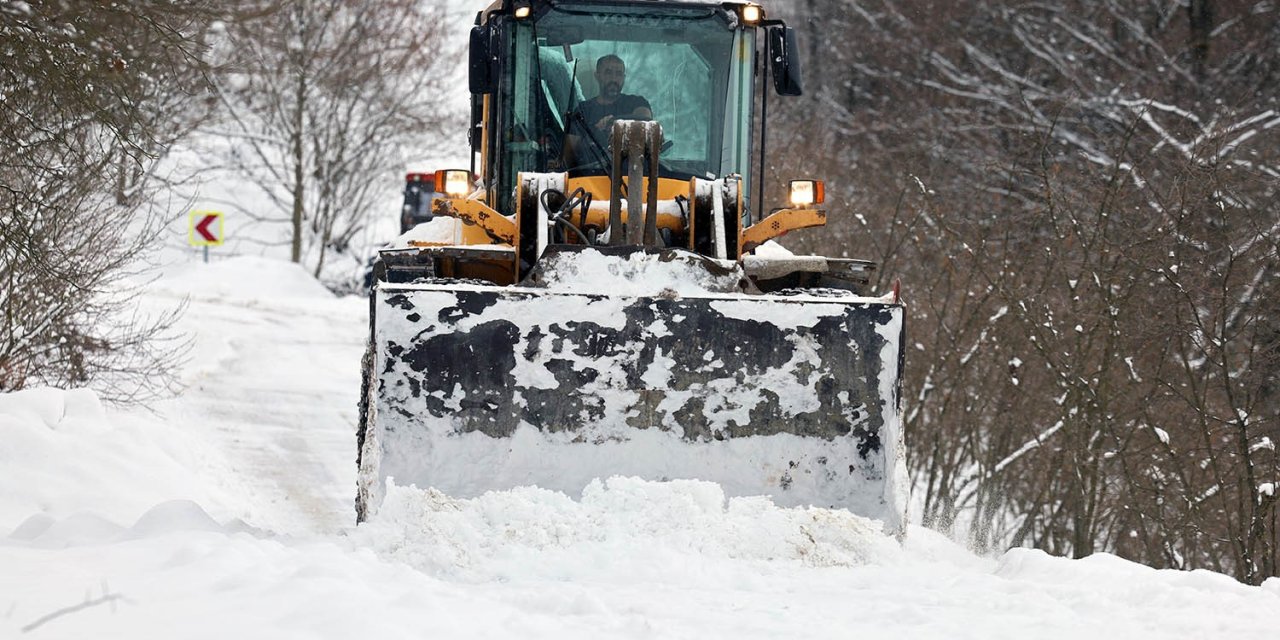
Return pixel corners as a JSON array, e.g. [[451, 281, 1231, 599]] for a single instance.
[[354, 477, 903, 582], [5, 490, 1278, 640], [8, 500, 257, 547], [0, 387, 226, 531]]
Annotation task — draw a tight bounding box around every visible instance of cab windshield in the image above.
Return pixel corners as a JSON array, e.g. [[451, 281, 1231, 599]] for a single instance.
[[498, 3, 755, 201]]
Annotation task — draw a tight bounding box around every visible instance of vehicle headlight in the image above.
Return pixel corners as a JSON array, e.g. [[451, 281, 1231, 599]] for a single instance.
[[437, 170, 473, 198], [789, 180, 824, 208]]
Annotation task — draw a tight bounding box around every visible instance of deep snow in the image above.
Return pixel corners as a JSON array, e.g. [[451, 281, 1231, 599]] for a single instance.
[[4, 1, 1280, 635], [3, 256, 1279, 639]]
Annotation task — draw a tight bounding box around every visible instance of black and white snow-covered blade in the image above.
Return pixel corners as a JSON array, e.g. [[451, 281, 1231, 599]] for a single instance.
[[357, 251, 908, 534]]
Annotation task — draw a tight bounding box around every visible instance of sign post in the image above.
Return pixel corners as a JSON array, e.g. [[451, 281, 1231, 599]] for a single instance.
[[188, 211, 224, 263]]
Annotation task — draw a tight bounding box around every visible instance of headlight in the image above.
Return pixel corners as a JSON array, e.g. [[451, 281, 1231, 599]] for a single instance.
[[789, 180, 824, 207], [436, 170, 473, 198], [741, 4, 763, 23]]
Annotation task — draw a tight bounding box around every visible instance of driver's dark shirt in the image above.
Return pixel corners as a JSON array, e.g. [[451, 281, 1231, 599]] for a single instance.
[[578, 94, 652, 150]]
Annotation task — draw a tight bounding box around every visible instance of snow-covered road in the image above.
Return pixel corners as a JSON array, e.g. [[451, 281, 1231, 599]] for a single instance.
[[2, 257, 1278, 639], [135, 258, 366, 534]]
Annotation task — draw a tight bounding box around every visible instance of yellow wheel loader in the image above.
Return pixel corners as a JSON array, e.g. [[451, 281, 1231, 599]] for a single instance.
[[357, 0, 908, 534]]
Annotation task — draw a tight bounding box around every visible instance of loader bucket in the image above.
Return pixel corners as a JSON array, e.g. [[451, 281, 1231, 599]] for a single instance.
[[357, 249, 908, 534]]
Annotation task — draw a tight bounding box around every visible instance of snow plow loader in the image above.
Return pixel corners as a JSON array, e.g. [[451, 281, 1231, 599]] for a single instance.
[[357, 0, 908, 534]]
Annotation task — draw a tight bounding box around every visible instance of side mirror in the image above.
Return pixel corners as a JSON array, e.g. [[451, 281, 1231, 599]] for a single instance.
[[769, 26, 803, 96], [469, 26, 495, 94]]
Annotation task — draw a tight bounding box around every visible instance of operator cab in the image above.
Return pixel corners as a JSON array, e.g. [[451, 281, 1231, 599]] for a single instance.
[[471, 1, 799, 220]]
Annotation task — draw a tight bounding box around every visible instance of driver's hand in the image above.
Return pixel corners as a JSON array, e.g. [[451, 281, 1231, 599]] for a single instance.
[[594, 115, 614, 131]]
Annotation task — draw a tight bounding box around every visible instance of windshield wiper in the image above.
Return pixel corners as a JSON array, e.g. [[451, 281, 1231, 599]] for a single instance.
[[569, 110, 612, 168]]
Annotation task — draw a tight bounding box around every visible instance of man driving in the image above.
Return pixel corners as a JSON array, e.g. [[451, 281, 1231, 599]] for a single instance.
[[563, 54, 652, 167]]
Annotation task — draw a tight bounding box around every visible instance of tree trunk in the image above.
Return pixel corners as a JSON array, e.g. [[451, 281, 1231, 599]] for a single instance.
[[291, 72, 306, 264], [1188, 0, 1213, 84]]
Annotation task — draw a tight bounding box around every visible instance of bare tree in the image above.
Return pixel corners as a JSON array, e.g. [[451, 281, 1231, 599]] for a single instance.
[[768, 0, 1279, 580], [209, 0, 462, 285], [1, 0, 222, 402]]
